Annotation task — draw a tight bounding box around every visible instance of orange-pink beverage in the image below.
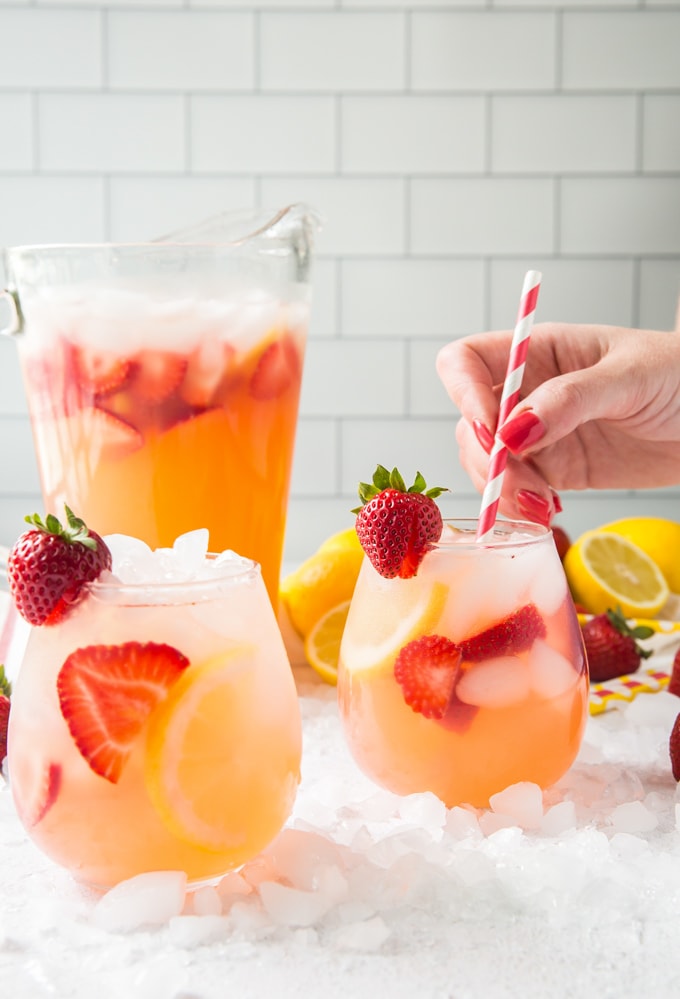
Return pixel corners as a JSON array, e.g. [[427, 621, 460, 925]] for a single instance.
[[15, 290, 308, 609], [338, 519, 588, 808], [7, 540, 302, 887]]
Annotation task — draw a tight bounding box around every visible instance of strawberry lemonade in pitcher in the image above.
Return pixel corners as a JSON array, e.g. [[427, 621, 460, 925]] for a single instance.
[[6, 510, 302, 888], [0, 205, 320, 607], [338, 467, 588, 808]]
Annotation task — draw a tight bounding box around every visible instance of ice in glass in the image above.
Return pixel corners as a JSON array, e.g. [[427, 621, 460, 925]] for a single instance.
[[7, 534, 302, 888], [338, 519, 588, 808]]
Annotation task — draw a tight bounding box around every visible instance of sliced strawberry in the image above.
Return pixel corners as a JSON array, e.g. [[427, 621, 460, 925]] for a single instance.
[[394, 634, 461, 719], [459, 604, 546, 663], [440, 691, 479, 733], [249, 333, 301, 400], [71, 345, 131, 397], [181, 340, 236, 407], [89, 406, 144, 456], [129, 350, 187, 403], [57, 641, 190, 783]]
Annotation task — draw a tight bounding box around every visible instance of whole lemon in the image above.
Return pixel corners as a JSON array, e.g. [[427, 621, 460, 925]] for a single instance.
[[280, 528, 363, 639]]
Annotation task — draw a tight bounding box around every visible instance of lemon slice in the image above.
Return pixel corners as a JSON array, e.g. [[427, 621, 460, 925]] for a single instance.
[[564, 530, 669, 618], [340, 579, 449, 676], [145, 648, 269, 852], [304, 600, 351, 685]]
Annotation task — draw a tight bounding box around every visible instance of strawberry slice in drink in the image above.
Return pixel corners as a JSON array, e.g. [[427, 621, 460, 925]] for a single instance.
[[129, 350, 188, 403], [57, 641, 190, 783], [393, 634, 462, 720], [249, 333, 301, 400], [71, 345, 132, 398], [458, 603, 546, 663]]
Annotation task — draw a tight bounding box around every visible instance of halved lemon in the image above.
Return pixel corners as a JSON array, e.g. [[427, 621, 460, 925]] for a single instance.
[[145, 648, 294, 853], [600, 517, 680, 593], [563, 530, 669, 618], [339, 578, 449, 676], [304, 600, 351, 685]]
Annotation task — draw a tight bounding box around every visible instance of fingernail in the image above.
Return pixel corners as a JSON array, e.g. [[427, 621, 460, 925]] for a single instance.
[[550, 488, 563, 514], [517, 489, 553, 527], [472, 419, 494, 455], [497, 410, 546, 455]]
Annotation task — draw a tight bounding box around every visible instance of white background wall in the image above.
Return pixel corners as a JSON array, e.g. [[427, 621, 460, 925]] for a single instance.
[[0, 0, 679, 561]]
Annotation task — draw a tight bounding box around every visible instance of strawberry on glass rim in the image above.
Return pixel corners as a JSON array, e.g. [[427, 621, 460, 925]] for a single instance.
[[354, 465, 447, 579], [7, 506, 112, 626]]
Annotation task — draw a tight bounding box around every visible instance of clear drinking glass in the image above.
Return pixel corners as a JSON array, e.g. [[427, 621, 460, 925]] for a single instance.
[[338, 519, 588, 808], [7, 553, 302, 888], [0, 204, 319, 609]]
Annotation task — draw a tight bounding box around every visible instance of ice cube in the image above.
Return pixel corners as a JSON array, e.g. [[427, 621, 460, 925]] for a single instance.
[[445, 805, 482, 840], [264, 828, 345, 891], [456, 656, 530, 708], [331, 915, 390, 951], [172, 528, 209, 573], [92, 870, 187, 933], [259, 865, 348, 927], [191, 884, 222, 916], [540, 800, 577, 836], [610, 800, 658, 834], [489, 782, 544, 830], [397, 791, 447, 831], [528, 640, 578, 699]]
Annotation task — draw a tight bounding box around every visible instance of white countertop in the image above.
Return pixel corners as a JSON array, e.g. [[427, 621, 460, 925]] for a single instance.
[[3, 627, 680, 999]]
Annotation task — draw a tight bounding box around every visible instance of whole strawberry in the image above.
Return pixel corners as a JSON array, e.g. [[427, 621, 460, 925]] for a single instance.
[[670, 712, 680, 781], [668, 647, 680, 698], [354, 466, 447, 579], [8, 506, 112, 626], [581, 606, 654, 683], [0, 665, 11, 765]]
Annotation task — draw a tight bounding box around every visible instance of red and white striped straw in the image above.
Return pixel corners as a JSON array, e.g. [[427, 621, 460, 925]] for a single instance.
[[475, 269, 542, 543]]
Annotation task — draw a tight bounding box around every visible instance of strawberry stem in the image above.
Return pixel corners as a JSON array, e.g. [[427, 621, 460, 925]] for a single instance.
[[353, 465, 449, 512], [24, 505, 98, 552]]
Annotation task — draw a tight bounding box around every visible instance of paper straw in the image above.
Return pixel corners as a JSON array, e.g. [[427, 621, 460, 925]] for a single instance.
[[476, 269, 542, 543]]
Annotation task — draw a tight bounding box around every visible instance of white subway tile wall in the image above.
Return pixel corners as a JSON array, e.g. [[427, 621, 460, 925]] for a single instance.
[[0, 1, 679, 562]]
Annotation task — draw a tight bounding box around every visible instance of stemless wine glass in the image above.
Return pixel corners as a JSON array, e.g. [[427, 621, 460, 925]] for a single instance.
[[7, 551, 302, 888], [338, 519, 588, 808]]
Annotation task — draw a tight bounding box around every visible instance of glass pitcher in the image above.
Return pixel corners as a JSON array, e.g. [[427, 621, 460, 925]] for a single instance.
[[0, 204, 320, 609]]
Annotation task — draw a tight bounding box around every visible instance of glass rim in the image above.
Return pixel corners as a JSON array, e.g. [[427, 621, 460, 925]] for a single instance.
[[435, 517, 551, 549]]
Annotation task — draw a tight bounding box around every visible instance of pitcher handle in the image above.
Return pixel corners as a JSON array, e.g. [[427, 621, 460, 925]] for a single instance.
[[0, 289, 23, 336]]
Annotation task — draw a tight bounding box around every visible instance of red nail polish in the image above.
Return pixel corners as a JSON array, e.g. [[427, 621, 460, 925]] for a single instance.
[[516, 489, 552, 527], [472, 419, 494, 455], [550, 488, 563, 514], [498, 410, 546, 455]]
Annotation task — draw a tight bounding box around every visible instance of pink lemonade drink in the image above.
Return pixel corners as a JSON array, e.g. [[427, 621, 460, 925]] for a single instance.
[[1, 207, 319, 609], [7, 534, 302, 887], [15, 289, 308, 609], [338, 520, 588, 809]]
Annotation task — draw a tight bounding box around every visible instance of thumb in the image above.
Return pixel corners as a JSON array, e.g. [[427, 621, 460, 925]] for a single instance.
[[496, 362, 629, 455]]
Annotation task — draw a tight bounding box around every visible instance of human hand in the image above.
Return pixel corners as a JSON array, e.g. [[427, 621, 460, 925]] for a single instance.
[[436, 322, 680, 524]]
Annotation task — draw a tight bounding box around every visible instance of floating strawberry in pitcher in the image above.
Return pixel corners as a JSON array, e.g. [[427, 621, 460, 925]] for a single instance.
[[7, 506, 112, 626], [354, 465, 447, 579]]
